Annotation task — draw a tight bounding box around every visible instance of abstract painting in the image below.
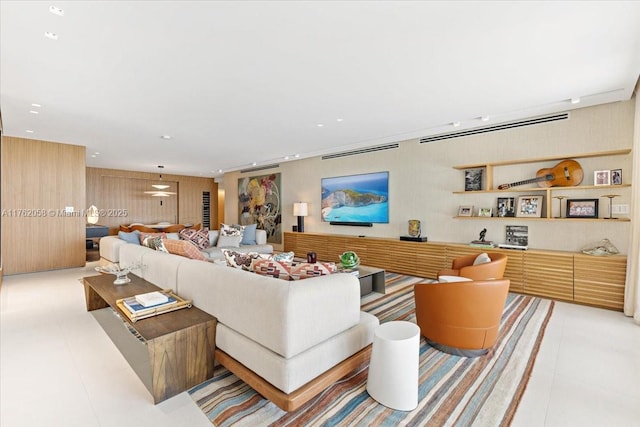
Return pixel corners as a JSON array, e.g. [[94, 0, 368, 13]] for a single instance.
[[238, 173, 281, 243]]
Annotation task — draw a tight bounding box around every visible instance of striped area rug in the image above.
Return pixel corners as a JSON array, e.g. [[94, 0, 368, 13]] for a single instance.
[[189, 273, 554, 426]]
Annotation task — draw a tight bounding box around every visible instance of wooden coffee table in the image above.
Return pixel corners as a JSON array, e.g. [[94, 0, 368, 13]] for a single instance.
[[83, 273, 216, 403]]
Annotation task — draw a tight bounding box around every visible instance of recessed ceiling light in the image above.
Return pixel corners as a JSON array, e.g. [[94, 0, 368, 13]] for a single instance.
[[160, 135, 172, 140], [252, 162, 257, 166], [26, 130, 34, 133], [94, 152, 100, 155], [480, 116, 490, 122], [294, 154, 300, 158], [29, 110, 39, 114], [336, 118, 344, 122], [91, 154, 96, 158], [31, 103, 42, 107], [218, 169, 223, 173], [49, 5, 64, 16], [452, 121, 461, 127], [284, 156, 290, 160], [316, 123, 324, 127], [44, 31, 58, 40], [570, 97, 580, 104]]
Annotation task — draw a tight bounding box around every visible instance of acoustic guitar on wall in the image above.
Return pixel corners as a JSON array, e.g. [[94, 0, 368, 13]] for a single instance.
[[498, 159, 584, 190]]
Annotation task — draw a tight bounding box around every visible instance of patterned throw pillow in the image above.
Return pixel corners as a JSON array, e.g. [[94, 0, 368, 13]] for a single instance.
[[162, 239, 207, 261], [222, 249, 268, 270], [252, 259, 291, 281], [272, 251, 294, 262], [179, 227, 211, 250], [220, 223, 245, 237], [289, 262, 337, 280], [142, 235, 168, 253], [139, 232, 166, 244]]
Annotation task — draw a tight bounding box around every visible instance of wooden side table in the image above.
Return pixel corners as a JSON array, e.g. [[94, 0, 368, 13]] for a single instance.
[[84, 273, 216, 403]]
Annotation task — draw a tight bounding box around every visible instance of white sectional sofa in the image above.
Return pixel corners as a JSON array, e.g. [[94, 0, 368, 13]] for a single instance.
[[98, 235, 379, 411]]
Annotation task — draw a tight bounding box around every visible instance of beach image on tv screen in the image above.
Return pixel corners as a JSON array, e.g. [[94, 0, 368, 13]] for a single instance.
[[321, 172, 389, 223]]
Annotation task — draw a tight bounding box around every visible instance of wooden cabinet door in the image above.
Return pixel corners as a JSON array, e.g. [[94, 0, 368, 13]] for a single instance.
[[523, 252, 574, 301], [415, 244, 447, 279], [574, 254, 626, 310]]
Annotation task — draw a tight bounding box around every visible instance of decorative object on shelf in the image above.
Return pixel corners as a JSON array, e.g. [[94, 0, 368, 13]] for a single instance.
[[306, 251, 317, 263], [552, 195, 567, 218], [593, 170, 611, 186], [611, 169, 622, 185], [477, 208, 492, 217], [95, 262, 143, 285], [515, 195, 544, 218], [496, 197, 515, 217], [458, 205, 473, 217], [601, 194, 620, 219], [339, 251, 360, 269], [470, 228, 494, 248], [408, 219, 421, 237], [87, 205, 99, 225], [581, 238, 619, 256], [566, 198, 599, 218], [293, 202, 308, 233], [497, 159, 583, 189], [464, 168, 484, 191], [499, 225, 528, 249]]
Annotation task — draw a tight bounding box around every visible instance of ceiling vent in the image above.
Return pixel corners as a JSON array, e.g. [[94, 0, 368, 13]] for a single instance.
[[240, 163, 280, 174], [419, 112, 570, 144], [322, 143, 399, 160]]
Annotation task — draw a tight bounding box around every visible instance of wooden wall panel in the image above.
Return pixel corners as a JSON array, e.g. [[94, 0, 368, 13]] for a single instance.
[[524, 251, 574, 301], [574, 254, 626, 310], [1, 137, 86, 274], [87, 167, 217, 234]]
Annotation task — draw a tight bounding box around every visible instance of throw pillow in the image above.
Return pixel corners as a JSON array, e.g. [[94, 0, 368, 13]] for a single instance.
[[142, 235, 168, 253], [216, 235, 243, 248], [252, 259, 291, 281], [138, 232, 167, 244], [473, 252, 492, 265], [179, 227, 210, 250], [118, 230, 141, 245], [289, 262, 337, 280], [240, 223, 258, 245], [272, 251, 295, 262], [220, 223, 245, 237], [222, 249, 268, 270], [162, 239, 207, 261]]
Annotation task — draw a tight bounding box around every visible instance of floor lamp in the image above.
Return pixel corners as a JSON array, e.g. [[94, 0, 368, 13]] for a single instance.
[[293, 202, 308, 233]]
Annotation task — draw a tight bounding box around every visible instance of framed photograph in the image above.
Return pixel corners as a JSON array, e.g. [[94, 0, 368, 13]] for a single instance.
[[496, 197, 515, 217], [515, 195, 544, 218], [478, 207, 492, 217], [566, 199, 599, 218], [594, 170, 610, 186], [611, 169, 622, 185], [458, 205, 473, 217], [464, 168, 484, 191]]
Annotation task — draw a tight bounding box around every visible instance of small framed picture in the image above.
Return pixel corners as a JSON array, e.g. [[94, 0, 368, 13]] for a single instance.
[[464, 168, 484, 191], [458, 205, 473, 217], [515, 195, 544, 218], [478, 207, 492, 217], [496, 197, 515, 217], [566, 198, 599, 218], [594, 170, 611, 186], [611, 169, 622, 185]]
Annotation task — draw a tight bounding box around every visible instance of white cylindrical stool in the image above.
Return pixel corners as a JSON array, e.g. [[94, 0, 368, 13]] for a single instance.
[[366, 320, 420, 411]]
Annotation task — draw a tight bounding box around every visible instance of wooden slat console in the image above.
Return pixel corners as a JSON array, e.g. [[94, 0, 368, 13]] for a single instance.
[[284, 232, 627, 311]]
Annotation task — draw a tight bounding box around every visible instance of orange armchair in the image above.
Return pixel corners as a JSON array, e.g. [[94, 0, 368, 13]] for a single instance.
[[437, 252, 507, 281], [413, 279, 510, 356]]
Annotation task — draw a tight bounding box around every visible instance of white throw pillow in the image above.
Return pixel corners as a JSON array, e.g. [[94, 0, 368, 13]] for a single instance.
[[216, 235, 242, 248], [473, 252, 491, 265]]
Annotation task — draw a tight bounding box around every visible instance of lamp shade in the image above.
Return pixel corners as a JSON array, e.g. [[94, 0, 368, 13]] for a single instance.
[[87, 205, 99, 225], [293, 202, 308, 217]]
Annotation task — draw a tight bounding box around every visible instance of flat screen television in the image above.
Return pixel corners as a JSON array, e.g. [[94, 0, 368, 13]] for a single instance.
[[321, 171, 389, 224]]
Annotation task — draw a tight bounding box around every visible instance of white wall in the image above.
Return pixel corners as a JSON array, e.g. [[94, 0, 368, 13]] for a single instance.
[[223, 100, 635, 254]]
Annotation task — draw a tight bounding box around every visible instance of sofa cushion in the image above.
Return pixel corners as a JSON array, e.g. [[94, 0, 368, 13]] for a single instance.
[[118, 230, 140, 245], [163, 239, 208, 261], [222, 249, 268, 270], [179, 227, 210, 249], [240, 223, 258, 245], [252, 259, 291, 281], [289, 262, 337, 280], [142, 235, 168, 253], [216, 235, 243, 248], [139, 232, 166, 244], [221, 223, 245, 237]]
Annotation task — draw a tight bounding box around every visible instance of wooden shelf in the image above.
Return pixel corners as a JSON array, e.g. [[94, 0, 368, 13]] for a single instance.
[[453, 183, 631, 195], [454, 216, 630, 222], [453, 149, 631, 170]]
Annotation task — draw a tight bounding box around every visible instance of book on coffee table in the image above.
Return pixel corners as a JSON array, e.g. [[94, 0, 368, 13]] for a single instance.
[[116, 290, 192, 322]]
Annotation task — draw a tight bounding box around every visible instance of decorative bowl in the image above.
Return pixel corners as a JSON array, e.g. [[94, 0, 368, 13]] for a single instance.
[[95, 263, 141, 285], [340, 251, 360, 269]]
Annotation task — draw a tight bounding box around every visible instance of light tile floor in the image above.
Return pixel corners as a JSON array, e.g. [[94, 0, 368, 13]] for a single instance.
[[1, 264, 639, 426]]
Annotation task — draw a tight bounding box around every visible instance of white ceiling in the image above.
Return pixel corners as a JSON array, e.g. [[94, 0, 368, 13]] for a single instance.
[[1, 1, 639, 179]]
